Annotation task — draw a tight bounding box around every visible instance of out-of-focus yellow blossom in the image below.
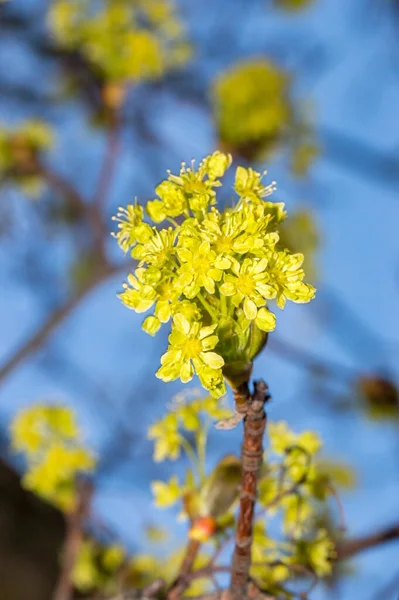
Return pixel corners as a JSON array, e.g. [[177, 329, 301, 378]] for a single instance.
[[114, 151, 315, 396], [152, 474, 182, 508], [279, 209, 319, 280], [148, 394, 336, 594], [147, 390, 231, 464], [127, 548, 210, 597], [212, 60, 318, 173], [10, 404, 95, 511], [48, 0, 191, 87], [72, 540, 126, 593], [212, 59, 290, 157], [0, 120, 54, 197]]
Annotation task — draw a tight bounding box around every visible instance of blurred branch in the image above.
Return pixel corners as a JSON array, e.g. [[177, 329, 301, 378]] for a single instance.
[[269, 336, 358, 381], [0, 262, 124, 387], [320, 125, 399, 190], [337, 521, 399, 560], [103, 580, 274, 600], [38, 164, 88, 219], [167, 539, 202, 600], [53, 479, 93, 600], [90, 119, 122, 252]]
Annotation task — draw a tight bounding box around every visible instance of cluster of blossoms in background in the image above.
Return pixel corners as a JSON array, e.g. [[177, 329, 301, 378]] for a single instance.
[[147, 390, 337, 595], [10, 404, 95, 510], [114, 151, 315, 398], [0, 120, 54, 196], [211, 59, 319, 175], [49, 0, 191, 86], [212, 60, 291, 152]]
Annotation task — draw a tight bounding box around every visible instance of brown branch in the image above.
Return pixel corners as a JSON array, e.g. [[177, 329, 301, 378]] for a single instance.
[[90, 120, 121, 252], [53, 479, 93, 600], [0, 263, 121, 387], [269, 336, 358, 382], [229, 380, 270, 600], [337, 522, 399, 560], [167, 539, 202, 600], [38, 164, 88, 220]]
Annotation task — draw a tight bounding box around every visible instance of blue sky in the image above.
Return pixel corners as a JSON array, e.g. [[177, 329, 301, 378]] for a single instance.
[[0, 0, 399, 598]]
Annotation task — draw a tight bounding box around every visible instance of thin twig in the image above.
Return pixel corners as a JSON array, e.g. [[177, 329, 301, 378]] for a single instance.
[[0, 263, 122, 386], [53, 478, 93, 600], [38, 164, 87, 219], [229, 380, 270, 599], [337, 522, 399, 560], [327, 483, 347, 532], [167, 539, 202, 600], [90, 120, 121, 252], [269, 337, 358, 382]]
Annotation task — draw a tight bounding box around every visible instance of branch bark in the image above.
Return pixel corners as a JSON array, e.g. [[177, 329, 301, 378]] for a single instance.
[[229, 380, 270, 600], [53, 479, 93, 600]]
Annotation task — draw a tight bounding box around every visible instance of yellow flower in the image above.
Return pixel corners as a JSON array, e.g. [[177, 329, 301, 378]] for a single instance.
[[148, 413, 181, 462], [112, 204, 152, 253], [10, 403, 95, 511], [176, 240, 230, 298], [266, 251, 316, 309], [156, 314, 225, 397], [234, 166, 276, 202], [115, 151, 316, 397], [152, 475, 182, 507], [48, 0, 190, 85], [220, 257, 276, 325]]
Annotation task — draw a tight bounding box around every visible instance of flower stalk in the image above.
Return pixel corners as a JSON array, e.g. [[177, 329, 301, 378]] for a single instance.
[[230, 380, 270, 599]]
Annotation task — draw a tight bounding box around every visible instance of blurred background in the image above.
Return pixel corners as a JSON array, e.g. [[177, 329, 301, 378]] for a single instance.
[[0, 0, 399, 599]]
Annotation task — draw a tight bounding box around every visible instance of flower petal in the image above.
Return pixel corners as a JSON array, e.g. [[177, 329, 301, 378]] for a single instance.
[[180, 360, 194, 383], [199, 324, 217, 339], [200, 352, 225, 369], [142, 316, 161, 336], [253, 257, 268, 274], [220, 282, 235, 296], [243, 298, 257, 320], [173, 313, 190, 335], [155, 300, 171, 323], [255, 307, 276, 332], [201, 335, 219, 351], [214, 257, 230, 270]]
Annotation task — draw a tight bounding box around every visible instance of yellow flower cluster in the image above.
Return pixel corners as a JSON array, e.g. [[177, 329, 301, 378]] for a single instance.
[[0, 120, 53, 196], [48, 0, 191, 85], [212, 59, 290, 157], [73, 540, 126, 593], [251, 420, 337, 590], [149, 390, 241, 546], [148, 391, 230, 463], [114, 151, 315, 397], [10, 404, 95, 511], [147, 395, 337, 592]]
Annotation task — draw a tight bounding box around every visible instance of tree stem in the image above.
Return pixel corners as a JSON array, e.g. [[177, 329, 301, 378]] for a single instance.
[[167, 539, 201, 600], [53, 479, 93, 600], [229, 380, 270, 600]]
